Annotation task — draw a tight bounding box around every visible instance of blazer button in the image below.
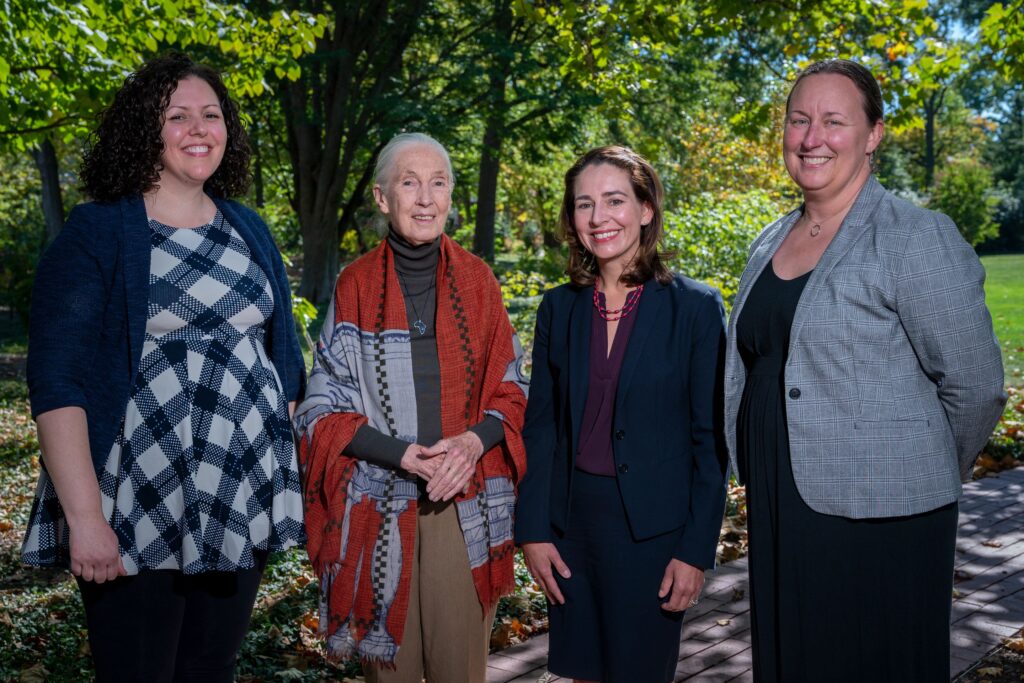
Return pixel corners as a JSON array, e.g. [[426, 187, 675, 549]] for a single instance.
[[618, 463, 629, 474], [615, 429, 625, 440], [789, 387, 801, 399]]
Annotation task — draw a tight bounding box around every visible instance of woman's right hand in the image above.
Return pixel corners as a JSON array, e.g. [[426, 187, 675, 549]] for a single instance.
[[400, 443, 441, 482], [35, 407, 125, 584], [69, 515, 125, 583], [521, 542, 571, 605]]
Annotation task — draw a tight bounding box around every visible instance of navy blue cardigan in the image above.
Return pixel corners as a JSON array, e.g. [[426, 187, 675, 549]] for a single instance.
[[27, 195, 306, 474]]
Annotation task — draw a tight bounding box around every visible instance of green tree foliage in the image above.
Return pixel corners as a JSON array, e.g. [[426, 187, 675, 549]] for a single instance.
[[0, 0, 325, 146], [664, 190, 782, 306], [0, 156, 47, 325], [987, 88, 1024, 252], [930, 156, 1000, 247], [978, 0, 1024, 82], [0, 0, 325, 245]]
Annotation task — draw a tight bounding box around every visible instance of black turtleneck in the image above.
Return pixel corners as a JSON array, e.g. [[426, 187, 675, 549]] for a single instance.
[[342, 229, 504, 470]]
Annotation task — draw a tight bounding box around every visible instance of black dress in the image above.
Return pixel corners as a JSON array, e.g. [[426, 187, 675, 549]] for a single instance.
[[736, 261, 958, 683]]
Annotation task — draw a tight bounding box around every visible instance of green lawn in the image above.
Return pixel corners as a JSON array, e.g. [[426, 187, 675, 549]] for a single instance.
[[982, 253, 1024, 381]]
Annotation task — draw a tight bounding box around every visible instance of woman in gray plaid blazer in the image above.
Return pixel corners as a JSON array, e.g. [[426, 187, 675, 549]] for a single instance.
[[724, 59, 1006, 682]]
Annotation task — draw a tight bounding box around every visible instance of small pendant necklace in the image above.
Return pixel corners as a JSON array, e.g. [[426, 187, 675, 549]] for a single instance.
[[803, 201, 854, 238], [397, 270, 435, 336]]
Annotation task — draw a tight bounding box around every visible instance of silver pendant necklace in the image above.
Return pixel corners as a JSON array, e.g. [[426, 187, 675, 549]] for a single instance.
[[397, 270, 435, 336]]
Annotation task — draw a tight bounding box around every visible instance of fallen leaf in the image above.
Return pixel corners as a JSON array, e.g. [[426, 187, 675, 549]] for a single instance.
[[1004, 636, 1024, 652], [954, 569, 973, 583], [731, 587, 745, 602], [301, 611, 318, 631], [982, 540, 1004, 548], [976, 666, 1003, 676], [716, 618, 732, 626], [19, 663, 49, 683]]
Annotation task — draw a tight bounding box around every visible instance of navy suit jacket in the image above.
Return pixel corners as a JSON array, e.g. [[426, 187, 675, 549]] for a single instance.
[[27, 194, 306, 475], [514, 275, 728, 570]]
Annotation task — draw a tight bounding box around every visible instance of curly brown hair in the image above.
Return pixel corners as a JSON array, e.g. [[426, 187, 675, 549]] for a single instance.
[[80, 52, 251, 202], [560, 145, 673, 287]]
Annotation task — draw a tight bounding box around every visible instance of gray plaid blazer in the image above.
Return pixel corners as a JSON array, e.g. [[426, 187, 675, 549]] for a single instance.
[[724, 176, 1006, 518]]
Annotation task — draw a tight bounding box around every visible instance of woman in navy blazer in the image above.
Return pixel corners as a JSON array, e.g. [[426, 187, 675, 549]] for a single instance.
[[515, 146, 727, 683], [21, 54, 305, 682]]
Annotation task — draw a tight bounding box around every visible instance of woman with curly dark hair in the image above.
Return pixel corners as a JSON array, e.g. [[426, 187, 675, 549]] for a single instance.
[[21, 52, 305, 682]]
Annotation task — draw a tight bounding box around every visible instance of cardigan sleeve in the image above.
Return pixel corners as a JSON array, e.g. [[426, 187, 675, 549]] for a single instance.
[[27, 205, 115, 418]]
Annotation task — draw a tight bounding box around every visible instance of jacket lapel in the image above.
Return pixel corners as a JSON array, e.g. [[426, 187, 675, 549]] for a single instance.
[[121, 195, 150, 386], [789, 176, 886, 346], [614, 279, 666, 416], [568, 285, 592, 449]]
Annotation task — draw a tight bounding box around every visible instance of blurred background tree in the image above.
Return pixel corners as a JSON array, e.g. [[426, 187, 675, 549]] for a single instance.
[[0, 0, 1020, 320]]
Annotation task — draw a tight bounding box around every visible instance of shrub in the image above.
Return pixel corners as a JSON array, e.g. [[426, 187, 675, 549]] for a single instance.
[[0, 160, 47, 326], [663, 190, 784, 307], [930, 156, 1000, 247]]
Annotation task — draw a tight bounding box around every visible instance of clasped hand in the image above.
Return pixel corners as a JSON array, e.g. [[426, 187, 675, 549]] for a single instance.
[[399, 431, 484, 502]]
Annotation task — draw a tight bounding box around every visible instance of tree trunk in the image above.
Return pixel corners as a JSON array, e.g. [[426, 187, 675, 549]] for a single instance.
[[472, 0, 513, 262], [474, 121, 504, 261], [923, 88, 946, 188], [924, 97, 937, 188], [31, 137, 64, 244], [299, 214, 341, 304], [278, 0, 427, 304]]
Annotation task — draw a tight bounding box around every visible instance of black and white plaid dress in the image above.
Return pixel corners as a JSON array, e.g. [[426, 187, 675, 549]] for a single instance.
[[23, 211, 304, 573]]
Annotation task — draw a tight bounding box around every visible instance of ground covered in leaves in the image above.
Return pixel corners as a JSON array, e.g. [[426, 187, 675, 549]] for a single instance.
[[958, 630, 1024, 682], [0, 376, 547, 681], [1, 365, 1021, 680]]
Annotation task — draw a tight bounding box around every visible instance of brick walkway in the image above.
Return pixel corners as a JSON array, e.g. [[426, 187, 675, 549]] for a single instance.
[[487, 467, 1024, 682]]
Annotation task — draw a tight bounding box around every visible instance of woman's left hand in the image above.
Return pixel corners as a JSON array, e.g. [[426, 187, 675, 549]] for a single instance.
[[658, 558, 705, 612], [422, 431, 484, 502]]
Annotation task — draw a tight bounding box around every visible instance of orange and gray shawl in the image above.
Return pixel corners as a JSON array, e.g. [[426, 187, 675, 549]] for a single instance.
[[293, 235, 528, 664]]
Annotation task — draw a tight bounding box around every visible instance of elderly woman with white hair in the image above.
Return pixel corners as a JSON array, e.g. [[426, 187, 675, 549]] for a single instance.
[[294, 132, 528, 682]]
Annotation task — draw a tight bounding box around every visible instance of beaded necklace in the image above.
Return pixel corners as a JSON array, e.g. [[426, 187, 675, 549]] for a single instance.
[[593, 284, 643, 321]]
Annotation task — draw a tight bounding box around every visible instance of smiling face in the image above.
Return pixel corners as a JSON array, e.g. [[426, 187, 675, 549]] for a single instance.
[[572, 163, 653, 277], [373, 144, 452, 246], [783, 73, 884, 200], [157, 76, 227, 192]]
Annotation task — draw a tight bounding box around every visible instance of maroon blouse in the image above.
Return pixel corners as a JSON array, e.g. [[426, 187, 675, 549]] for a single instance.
[[575, 288, 641, 476]]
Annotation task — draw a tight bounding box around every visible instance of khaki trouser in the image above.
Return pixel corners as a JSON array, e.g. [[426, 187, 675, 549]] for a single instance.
[[365, 497, 499, 683]]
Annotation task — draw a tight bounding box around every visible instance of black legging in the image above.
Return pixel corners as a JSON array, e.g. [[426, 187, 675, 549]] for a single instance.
[[76, 552, 267, 683]]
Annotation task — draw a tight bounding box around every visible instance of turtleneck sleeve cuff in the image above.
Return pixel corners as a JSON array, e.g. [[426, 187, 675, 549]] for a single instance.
[[468, 415, 505, 453], [343, 424, 408, 469]]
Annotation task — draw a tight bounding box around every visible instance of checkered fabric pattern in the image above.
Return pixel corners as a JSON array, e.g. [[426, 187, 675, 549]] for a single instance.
[[22, 212, 304, 573]]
